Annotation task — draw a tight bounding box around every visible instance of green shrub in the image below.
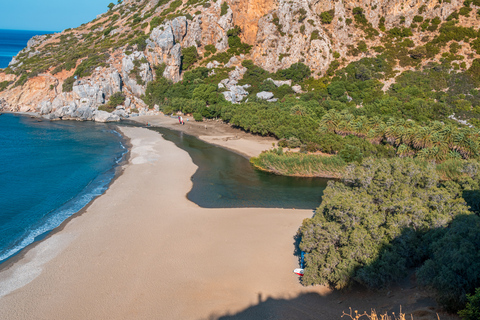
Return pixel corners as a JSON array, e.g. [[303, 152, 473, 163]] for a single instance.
[[193, 112, 203, 121], [310, 30, 320, 41], [299, 158, 471, 290], [181, 46, 199, 70], [276, 62, 311, 82], [109, 92, 125, 107], [459, 288, 480, 320], [352, 7, 368, 24], [62, 76, 75, 92], [0, 81, 11, 92], [413, 15, 424, 23], [220, 1, 229, 16], [320, 10, 334, 24], [204, 44, 217, 54]]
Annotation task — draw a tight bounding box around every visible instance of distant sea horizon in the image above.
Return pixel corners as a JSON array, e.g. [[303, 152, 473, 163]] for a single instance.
[[0, 29, 56, 69], [0, 29, 127, 265]]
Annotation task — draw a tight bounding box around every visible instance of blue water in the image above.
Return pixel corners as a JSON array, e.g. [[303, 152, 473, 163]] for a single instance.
[[0, 29, 54, 68], [0, 114, 126, 263]]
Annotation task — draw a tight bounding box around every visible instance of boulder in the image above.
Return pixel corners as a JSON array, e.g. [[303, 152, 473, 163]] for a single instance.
[[112, 109, 128, 118], [74, 105, 95, 121], [266, 78, 292, 87], [257, 91, 274, 100], [222, 85, 249, 104], [94, 110, 121, 122], [292, 85, 302, 93], [37, 100, 52, 115], [149, 26, 175, 52]]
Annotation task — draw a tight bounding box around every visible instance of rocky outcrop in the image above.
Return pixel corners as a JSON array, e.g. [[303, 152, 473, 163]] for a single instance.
[[222, 85, 249, 103], [256, 91, 274, 100], [146, 17, 187, 82], [228, 0, 276, 45], [0, 0, 471, 121], [94, 110, 121, 122], [121, 51, 153, 96]]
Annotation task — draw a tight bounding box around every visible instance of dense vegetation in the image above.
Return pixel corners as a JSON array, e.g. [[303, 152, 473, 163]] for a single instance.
[[298, 158, 480, 313], [2, 0, 480, 316]]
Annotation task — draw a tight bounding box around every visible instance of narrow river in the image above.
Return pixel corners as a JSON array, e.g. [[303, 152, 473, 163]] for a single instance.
[[148, 126, 328, 209]]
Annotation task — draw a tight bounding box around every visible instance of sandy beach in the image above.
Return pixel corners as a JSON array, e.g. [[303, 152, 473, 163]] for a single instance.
[[0, 126, 456, 320], [132, 114, 277, 158], [0, 126, 321, 319]]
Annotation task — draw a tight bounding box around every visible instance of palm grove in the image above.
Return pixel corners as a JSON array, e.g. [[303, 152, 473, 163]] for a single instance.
[[4, 0, 480, 316], [139, 16, 480, 316]]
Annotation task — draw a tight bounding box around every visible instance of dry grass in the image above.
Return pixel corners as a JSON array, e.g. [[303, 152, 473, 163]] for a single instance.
[[341, 307, 441, 320]]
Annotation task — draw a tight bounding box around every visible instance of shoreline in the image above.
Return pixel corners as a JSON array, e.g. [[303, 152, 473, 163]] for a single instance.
[[0, 123, 132, 273], [0, 126, 327, 319], [0, 126, 456, 319], [128, 114, 277, 159]]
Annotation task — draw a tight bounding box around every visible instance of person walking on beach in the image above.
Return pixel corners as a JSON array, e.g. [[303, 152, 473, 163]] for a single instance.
[[178, 115, 182, 124]]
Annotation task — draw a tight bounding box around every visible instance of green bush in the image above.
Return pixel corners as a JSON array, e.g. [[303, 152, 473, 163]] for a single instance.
[[310, 30, 320, 41], [320, 10, 334, 24], [109, 92, 125, 107], [459, 288, 480, 320], [181, 46, 199, 70], [299, 158, 471, 290], [413, 15, 424, 22], [276, 62, 311, 82], [193, 112, 203, 121], [62, 76, 75, 92], [220, 1, 229, 16]]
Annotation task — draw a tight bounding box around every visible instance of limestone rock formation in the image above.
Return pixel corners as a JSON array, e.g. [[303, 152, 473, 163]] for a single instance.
[[0, 0, 473, 121], [121, 51, 153, 96], [94, 110, 121, 122]]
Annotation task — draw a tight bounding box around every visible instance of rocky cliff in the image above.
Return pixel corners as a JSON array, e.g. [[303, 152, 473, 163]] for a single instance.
[[0, 0, 477, 121]]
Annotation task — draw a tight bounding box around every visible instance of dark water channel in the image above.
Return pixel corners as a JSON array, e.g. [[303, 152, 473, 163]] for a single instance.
[[148, 126, 328, 209]]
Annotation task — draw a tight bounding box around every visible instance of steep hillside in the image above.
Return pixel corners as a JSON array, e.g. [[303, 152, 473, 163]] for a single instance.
[[0, 0, 478, 121]]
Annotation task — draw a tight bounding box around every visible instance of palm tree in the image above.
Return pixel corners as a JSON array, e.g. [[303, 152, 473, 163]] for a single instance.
[[413, 127, 434, 149], [319, 110, 341, 133], [367, 123, 386, 144], [397, 144, 414, 158]]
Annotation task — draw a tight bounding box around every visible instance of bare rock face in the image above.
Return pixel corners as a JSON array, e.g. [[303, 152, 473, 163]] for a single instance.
[[228, 0, 276, 45], [163, 44, 182, 82], [0, 74, 59, 112], [171, 16, 188, 43], [72, 67, 123, 105], [147, 20, 183, 82], [94, 110, 121, 122], [121, 51, 153, 96], [26, 35, 47, 49]]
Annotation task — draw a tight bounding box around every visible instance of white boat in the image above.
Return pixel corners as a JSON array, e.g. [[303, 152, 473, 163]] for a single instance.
[[293, 268, 304, 276]]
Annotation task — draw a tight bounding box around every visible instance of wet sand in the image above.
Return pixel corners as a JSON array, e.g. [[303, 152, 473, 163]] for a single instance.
[[131, 114, 277, 158], [0, 127, 330, 319], [0, 126, 457, 320]]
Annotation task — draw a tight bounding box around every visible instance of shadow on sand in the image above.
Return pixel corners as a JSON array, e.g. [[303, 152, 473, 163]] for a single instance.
[[202, 286, 456, 320]]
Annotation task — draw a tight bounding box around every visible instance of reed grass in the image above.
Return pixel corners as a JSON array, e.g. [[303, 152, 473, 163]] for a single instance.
[[250, 151, 347, 178]]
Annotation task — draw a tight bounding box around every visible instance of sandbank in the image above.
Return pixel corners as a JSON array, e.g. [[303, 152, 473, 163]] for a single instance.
[[0, 127, 455, 320], [0, 127, 323, 319], [131, 114, 277, 158]]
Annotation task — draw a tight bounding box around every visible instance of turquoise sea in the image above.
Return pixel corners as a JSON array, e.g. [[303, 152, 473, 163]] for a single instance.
[[0, 29, 326, 266], [0, 30, 126, 264], [0, 114, 126, 263]]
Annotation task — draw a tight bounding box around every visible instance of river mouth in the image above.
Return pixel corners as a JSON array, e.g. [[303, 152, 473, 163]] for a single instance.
[[147, 126, 328, 209]]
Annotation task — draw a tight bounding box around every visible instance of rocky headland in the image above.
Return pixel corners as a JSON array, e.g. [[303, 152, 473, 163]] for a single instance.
[[0, 0, 476, 122]]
